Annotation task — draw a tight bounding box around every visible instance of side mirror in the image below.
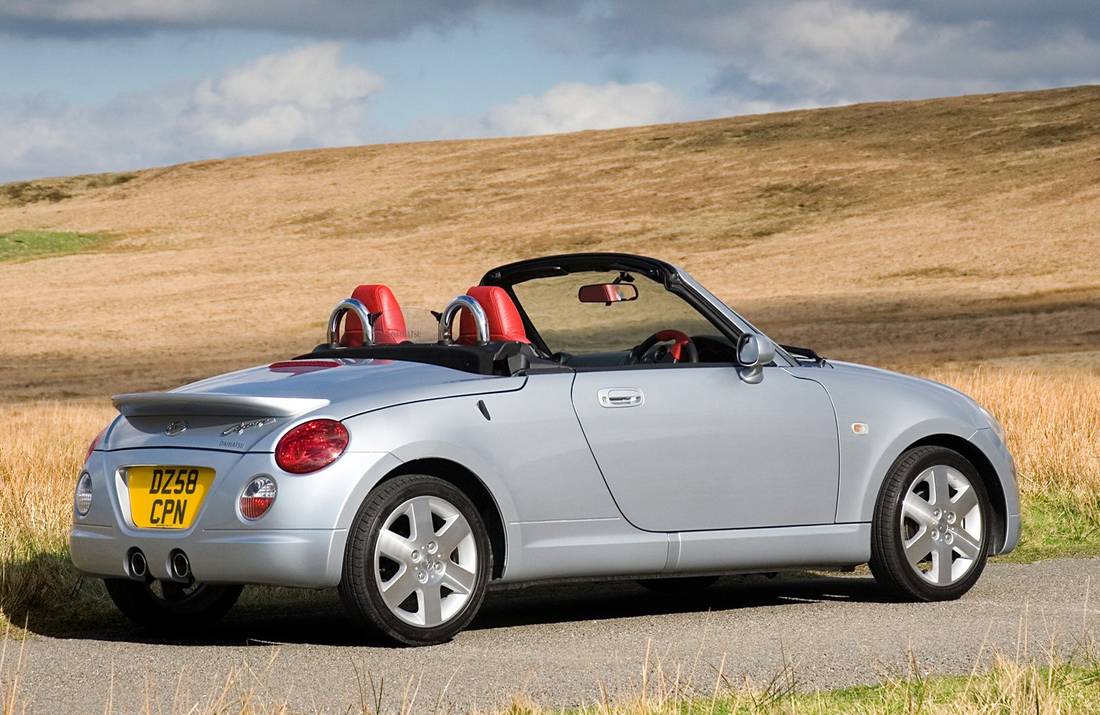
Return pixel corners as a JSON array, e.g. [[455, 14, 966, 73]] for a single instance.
[[736, 333, 775, 384], [578, 283, 639, 304]]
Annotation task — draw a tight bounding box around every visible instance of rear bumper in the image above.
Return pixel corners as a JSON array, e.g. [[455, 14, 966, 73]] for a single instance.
[[69, 447, 402, 587], [70, 524, 346, 587]]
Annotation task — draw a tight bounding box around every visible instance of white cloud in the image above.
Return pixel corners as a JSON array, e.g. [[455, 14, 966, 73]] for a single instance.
[[0, 43, 381, 180], [485, 81, 682, 136], [182, 43, 382, 152]]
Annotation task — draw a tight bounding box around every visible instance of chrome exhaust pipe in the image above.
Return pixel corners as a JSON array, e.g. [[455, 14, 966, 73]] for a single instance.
[[170, 550, 191, 581], [128, 549, 148, 579]]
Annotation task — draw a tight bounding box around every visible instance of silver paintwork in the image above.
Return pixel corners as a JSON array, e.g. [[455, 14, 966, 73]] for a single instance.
[[327, 297, 374, 346], [734, 333, 776, 384], [901, 465, 983, 585], [113, 392, 329, 418], [438, 295, 489, 344], [71, 258, 1019, 602]]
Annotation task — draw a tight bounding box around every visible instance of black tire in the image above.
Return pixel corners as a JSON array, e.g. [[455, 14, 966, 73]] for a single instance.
[[104, 579, 242, 632], [869, 445, 992, 601], [339, 474, 492, 646], [637, 576, 719, 594]]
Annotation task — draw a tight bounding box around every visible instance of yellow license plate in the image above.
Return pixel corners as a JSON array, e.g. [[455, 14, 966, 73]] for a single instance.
[[127, 466, 215, 529]]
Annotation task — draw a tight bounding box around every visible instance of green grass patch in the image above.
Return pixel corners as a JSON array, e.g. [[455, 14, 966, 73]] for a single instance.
[[0, 230, 109, 263], [998, 491, 1100, 563]]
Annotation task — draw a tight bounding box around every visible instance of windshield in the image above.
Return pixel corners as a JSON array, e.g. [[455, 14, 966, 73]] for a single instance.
[[511, 271, 721, 357]]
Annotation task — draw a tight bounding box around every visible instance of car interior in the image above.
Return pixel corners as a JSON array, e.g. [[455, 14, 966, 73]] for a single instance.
[[301, 255, 824, 376]]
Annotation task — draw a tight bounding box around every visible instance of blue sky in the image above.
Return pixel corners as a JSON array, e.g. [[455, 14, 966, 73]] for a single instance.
[[1, 1, 1097, 181]]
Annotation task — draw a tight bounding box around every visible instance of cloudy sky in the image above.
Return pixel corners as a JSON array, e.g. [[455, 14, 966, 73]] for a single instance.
[[1, 1, 1097, 181]]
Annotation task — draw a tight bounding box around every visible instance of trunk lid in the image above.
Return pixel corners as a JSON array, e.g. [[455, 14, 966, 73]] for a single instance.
[[104, 357, 524, 452]]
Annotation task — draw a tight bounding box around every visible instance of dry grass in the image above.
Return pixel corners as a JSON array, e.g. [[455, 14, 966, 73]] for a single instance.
[[1, 86, 1098, 400], [0, 402, 115, 625], [919, 366, 1100, 496]]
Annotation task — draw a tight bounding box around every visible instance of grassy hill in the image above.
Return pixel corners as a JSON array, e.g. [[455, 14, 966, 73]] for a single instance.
[[1, 85, 1098, 399]]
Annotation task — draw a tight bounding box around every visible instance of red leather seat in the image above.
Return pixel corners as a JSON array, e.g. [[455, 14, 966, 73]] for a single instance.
[[459, 286, 530, 344], [341, 284, 408, 346]]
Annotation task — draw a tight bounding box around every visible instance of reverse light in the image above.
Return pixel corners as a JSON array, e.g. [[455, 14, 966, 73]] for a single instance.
[[274, 419, 349, 474], [75, 472, 93, 516], [240, 476, 277, 520]]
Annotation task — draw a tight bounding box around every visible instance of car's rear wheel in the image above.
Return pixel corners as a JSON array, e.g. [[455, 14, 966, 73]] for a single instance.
[[637, 576, 719, 594], [104, 578, 242, 632], [870, 445, 991, 601], [339, 474, 491, 646]]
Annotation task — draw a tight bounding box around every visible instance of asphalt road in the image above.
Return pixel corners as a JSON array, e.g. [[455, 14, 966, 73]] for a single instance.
[[9, 558, 1099, 713]]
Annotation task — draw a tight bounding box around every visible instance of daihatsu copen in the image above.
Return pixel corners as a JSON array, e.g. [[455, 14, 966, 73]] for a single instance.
[[71, 253, 1019, 645]]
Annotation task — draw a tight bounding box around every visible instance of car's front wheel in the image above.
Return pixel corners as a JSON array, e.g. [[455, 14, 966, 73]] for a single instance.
[[104, 579, 242, 632], [339, 474, 491, 646], [870, 445, 991, 601]]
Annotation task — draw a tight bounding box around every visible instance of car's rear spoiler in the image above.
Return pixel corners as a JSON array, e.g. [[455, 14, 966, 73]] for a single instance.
[[112, 392, 329, 418]]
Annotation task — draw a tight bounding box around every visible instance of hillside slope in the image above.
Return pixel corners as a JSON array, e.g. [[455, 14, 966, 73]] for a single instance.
[[1, 85, 1098, 399]]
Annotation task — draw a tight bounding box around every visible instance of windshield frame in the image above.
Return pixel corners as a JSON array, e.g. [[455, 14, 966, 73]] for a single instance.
[[481, 253, 791, 365]]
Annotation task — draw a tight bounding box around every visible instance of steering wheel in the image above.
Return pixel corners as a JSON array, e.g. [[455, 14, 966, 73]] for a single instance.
[[630, 329, 699, 364]]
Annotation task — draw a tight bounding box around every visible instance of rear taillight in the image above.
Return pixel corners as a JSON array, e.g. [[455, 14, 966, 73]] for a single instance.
[[84, 428, 107, 464], [240, 476, 277, 520], [274, 419, 349, 474]]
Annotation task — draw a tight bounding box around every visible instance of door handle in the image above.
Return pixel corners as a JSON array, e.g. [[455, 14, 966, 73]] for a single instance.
[[597, 388, 644, 408]]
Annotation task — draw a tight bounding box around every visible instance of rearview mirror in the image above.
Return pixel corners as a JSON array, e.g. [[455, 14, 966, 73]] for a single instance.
[[736, 333, 776, 384], [578, 283, 639, 304]]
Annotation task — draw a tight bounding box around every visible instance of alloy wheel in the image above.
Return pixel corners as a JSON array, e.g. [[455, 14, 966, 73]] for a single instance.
[[372, 495, 478, 627], [899, 464, 984, 586]]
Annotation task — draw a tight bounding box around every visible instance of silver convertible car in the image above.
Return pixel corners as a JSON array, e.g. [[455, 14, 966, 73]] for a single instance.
[[71, 253, 1019, 645]]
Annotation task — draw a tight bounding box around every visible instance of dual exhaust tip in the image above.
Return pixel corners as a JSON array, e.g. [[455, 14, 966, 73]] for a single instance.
[[126, 548, 191, 582]]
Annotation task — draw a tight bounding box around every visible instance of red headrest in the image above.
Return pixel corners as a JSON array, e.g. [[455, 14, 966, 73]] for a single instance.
[[341, 284, 407, 347], [459, 286, 530, 344]]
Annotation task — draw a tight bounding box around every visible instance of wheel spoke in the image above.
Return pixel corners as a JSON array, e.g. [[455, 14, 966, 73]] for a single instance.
[[380, 566, 418, 610], [435, 515, 471, 555], [951, 486, 979, 517], [934, 543, 954, 585], [377, 529, 415, 562], [441, 564, 476, 595], [902, 492, 936, 525], [419, 585, 443, 626], [408, 497, 437, 542], [930, 467, 950, 508], [952, 528, 983, 560], [903, 526, 934, 569]]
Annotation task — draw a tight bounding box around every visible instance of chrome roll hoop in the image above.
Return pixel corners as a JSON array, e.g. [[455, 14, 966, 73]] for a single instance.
[[438, 295, 489, 345], [326, 298, 374, 347]]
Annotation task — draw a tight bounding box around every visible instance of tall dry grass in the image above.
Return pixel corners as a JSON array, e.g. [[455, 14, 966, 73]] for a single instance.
[[919, 366, 1100, 497], [0, 401, 114, 624]]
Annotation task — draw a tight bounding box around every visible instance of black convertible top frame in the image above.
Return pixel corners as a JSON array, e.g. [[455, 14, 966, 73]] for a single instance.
[[480, 252, 743, 357], [481, 252, 677, 287]]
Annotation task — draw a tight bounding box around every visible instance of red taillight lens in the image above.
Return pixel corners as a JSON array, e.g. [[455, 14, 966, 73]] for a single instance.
[[84, 428, 107, 464], [274, 419, 349, 474]]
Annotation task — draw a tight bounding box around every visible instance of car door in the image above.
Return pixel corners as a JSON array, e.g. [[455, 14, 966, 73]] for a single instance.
[[570, 364, 839, 532]]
